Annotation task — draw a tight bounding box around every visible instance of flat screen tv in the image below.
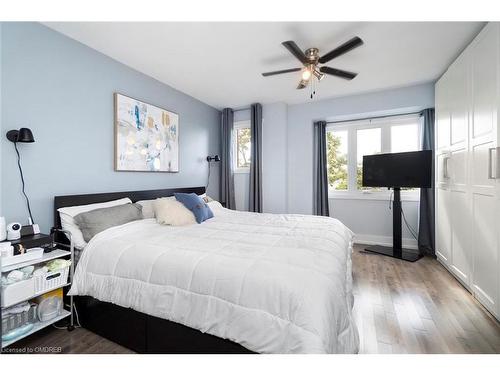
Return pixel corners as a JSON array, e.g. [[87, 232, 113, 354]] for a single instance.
[[362, 150, 432, 188]]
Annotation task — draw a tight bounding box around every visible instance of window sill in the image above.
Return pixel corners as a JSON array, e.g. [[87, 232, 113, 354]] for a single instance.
[[328, 191, 420, 202], [234, 169, 250, 174]]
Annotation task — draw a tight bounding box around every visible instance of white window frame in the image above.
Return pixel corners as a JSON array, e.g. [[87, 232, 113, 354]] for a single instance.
[[327, 114, 422, 202], [233, 120, 251, 174]]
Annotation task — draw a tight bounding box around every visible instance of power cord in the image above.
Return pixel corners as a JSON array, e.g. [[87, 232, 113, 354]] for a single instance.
[[388, 190, 418, 241], [52, 302, 82, 330], [401, 207, 418, 241], [206, 161, 212, 190], [14, 142, 34, 224]]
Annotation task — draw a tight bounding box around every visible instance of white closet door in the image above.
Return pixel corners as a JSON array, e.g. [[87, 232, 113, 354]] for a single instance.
[[448, 53, 472, 285], [450, 191, 471, 285], [435, 72, 452, 266], [436, 74, 451, 152], [436, 189, 452, 264], [470, 23, 499, 316]]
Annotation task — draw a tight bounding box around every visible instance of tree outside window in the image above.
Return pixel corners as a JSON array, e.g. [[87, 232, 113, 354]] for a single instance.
[[327, 131, 348, 190], [236, 128, 251, 169]]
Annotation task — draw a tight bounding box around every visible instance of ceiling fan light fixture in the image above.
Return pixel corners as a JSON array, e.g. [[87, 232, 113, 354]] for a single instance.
[[313, 70, 325, 81], [297, 79, 309, 89], [301, 68, 312, 80]]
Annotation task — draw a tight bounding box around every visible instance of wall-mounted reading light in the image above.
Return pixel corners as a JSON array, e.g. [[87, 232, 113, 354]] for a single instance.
[[206, 155, 221, 162], [206, 155, 221, 193]]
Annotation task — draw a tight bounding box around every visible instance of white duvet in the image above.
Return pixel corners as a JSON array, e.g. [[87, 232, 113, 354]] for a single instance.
[[69, 202, 359, 354]]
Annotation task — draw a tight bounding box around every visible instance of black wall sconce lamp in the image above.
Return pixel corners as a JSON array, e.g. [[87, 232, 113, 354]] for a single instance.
[[6, 128, 36, 225], [206, 155, 221, 192], [206, 155, 221, 162]]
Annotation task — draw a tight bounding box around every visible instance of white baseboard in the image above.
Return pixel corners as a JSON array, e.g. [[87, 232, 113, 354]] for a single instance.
[[354, 234, 418, 250]]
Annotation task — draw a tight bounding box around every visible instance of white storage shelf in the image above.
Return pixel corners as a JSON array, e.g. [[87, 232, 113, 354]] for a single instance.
[[2, 282, 71, 309], [1, 249, 71, 273], [1, 309, 71, 348], [1, 249, 72, 308], [1, 247, 73, 348]]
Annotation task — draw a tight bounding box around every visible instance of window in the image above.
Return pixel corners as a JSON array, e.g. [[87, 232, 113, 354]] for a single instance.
[[326, 114, 421, 198], [356, 128, 381, 190], [391, 123, 419, 153], [234, 121, 251, 172], [327, 130, 348, 190]]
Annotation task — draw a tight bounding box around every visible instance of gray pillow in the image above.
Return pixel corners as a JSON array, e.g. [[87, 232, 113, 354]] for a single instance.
[[74, 203, 143, 242]]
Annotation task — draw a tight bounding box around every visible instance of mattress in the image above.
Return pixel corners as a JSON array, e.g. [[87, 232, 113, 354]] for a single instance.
[[69, 202, 359, 354]]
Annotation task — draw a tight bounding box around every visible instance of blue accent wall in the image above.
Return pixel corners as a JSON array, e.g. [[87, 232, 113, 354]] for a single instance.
[[0, 23, 221, 232]]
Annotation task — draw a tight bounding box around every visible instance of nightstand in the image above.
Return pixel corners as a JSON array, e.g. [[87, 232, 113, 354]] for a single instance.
[[6, 233, 54, 254]]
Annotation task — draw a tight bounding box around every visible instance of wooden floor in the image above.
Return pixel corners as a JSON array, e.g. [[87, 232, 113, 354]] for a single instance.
[[353, 245, 500, 353], [5, 245, 500, 354]]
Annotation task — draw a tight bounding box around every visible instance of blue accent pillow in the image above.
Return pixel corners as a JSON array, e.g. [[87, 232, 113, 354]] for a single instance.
[[174, 193, 214, 224]]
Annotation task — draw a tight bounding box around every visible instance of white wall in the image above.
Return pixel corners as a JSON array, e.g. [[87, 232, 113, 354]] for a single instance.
[[286, 83, 435, 247]]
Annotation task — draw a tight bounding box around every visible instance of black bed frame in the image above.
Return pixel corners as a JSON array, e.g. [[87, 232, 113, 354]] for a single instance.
[[54, 187, 254, 354]]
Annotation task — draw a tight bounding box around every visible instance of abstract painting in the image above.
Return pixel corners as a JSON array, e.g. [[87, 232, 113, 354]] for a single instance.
[[114, 93, 179, 172]]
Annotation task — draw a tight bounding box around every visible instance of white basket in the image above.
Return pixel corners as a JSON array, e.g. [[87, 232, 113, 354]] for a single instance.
[[34, 266, 70, 295], [1, 278, 35, 307]]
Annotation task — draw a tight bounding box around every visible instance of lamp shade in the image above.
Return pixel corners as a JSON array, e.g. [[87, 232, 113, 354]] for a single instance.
[[206, 155, 221, 162], [17, 128, 35, 143], [6, 128, 35, 143]]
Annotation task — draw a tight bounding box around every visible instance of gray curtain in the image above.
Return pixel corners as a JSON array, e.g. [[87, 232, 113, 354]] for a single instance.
[[249, 103, 263, 212], [221, 108, 236, 209], [418, 108, 435, 256], [313, 121, 330, 216]]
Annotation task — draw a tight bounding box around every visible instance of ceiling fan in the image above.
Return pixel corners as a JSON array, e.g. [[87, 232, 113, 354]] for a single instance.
[[262, 37, 364, 98]]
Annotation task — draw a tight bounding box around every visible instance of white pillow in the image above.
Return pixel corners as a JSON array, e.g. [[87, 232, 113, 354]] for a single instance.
[[154, 197, 196, 226], [136, 199, 156, 219], [58, 198, 132, 248], [207, 201, 222, 210]]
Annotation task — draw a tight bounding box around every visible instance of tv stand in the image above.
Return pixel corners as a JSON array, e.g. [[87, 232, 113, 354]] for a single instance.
[[364, 187, 422, 262]]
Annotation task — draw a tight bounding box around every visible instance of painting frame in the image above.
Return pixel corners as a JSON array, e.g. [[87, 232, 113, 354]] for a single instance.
[[114, 92, 180, 173]]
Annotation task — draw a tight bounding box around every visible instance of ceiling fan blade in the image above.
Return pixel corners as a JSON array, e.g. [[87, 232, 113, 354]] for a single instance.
[[282, 41, 307, 64], [318, 36, 363, 64], [320, 66, 358, 80], [262, 68, 302, 77]]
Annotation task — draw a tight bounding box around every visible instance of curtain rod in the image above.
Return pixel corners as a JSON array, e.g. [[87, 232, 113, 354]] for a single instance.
[[325, 110, 423, 125]]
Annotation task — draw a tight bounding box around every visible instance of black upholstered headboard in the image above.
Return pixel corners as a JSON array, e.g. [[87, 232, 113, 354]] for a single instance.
[[53, 186, 205, 244]]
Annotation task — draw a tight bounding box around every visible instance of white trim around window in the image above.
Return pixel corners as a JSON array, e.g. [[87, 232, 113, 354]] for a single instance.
[[326, 113, 422, 201]]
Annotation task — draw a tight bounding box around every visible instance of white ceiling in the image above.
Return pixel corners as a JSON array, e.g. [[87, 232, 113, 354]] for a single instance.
[[45, 22, 484, 109]]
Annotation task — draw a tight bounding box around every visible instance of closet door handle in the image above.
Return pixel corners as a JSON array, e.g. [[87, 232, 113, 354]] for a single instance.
[[488, 147, 500, 179], [443, 156, 450, 179]]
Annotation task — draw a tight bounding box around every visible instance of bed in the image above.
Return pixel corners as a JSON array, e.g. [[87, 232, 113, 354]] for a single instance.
[[54, 187, 358, 354]]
